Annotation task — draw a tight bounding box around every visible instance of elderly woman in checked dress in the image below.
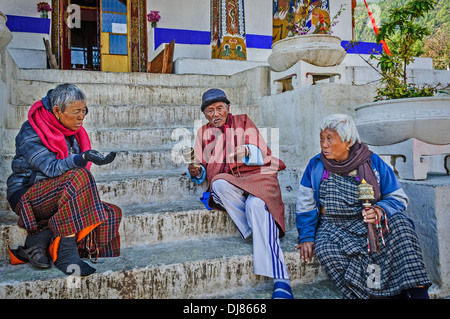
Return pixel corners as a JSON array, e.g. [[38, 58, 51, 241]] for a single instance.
[[7, 83, 121, 276], [295, 114, 431, 299]]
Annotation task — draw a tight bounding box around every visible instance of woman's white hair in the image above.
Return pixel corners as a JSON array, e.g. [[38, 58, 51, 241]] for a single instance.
[[50, 83, 86, 113], [320, 113, 361, 146]]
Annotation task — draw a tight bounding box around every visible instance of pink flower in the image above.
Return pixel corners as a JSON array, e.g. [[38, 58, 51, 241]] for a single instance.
[[37, 2, 52, 12], [147, 10, 161, 27]]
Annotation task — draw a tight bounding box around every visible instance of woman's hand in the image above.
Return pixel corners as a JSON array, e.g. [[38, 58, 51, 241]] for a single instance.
[[295, 241, 315, 262], [82, 150, 116, 165], [362, 206, 383, 224]]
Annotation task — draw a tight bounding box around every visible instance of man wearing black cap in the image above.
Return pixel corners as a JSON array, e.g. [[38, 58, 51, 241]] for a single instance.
[[186, 88, 293, 299]]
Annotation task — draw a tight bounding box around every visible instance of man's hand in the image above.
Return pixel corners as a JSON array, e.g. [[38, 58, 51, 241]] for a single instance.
[[188, 163, 202, 177], [295, 241, 315, 262], [228, 145, 249, 162], [83, 150, 116, 166]]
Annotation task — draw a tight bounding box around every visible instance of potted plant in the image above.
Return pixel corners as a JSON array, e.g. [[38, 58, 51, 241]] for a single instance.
[[147, 10, 161, 28], [268, 0, 347, 72], [37, 2, 52, 19], [354, 0, 450, 147], [371, 0, 441, 101]]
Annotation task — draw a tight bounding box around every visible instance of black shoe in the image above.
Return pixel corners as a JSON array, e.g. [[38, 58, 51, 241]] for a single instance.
[[16, 245, 51, 269]]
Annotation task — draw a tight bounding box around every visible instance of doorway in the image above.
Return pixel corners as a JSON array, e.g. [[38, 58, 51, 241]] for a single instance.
[[59, 0, 130, 72], [99, 0, 130, 72]]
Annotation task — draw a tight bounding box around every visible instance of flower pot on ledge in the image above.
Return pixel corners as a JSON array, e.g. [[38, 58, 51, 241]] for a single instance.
[[268, 34, 347, 72]]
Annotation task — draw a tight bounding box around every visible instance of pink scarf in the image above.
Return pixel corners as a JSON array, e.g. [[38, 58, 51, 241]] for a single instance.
[[28, 100, 92, 169]]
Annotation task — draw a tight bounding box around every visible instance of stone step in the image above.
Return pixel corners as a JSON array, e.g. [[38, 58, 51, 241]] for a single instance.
[[1, 127, 190, 154], [0, 168, 300, 211], [0, 171, 200, 211], [10, 79, 250, 108], [2, 103, 260, 130], [0, 199, 234, 260], [1, 148, 186, 180], [16, 68, 235, 88], [0, 196, 298, 260], [219, 278, 341, 299], [0, 120, 284, 181], [2, 147, 299, 180], [0, 232, 321, 299]]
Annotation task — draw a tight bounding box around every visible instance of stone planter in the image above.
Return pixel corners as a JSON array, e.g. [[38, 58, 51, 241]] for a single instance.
[[268, 34, 346, 72], [0, 11, 13, 50], [355, 96, 450, 146]]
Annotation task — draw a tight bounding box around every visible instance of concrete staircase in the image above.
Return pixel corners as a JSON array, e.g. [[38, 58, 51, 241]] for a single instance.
[[0, 66, 332, 299]]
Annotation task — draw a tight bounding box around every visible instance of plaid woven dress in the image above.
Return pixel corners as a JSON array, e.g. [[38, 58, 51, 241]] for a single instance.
[[315, 172, 431, 299], [14, 167, 121, 259]]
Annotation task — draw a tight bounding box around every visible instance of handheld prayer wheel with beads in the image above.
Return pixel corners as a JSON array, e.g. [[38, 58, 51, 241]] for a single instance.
[[357, 179, 378, 253], [182, 147, 201, 167]]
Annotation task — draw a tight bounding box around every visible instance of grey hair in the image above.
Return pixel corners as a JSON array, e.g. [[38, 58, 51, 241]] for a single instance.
[[50, 83, 86, 113], [320, 113, 361, 146]]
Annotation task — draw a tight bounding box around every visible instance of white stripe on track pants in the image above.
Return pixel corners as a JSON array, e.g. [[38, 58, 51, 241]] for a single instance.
[[211, 179, 289, 279]]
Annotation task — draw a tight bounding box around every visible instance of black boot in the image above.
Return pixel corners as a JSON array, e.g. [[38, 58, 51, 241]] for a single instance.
[[55, 236, 96, 276]]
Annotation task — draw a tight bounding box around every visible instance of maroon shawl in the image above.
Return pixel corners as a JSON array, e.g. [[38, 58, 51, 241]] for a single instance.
[[321, 142, 380, 202], [194, 113, 287, 236]]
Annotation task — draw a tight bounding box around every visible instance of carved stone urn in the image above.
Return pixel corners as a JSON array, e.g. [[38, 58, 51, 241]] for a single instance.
[[0, 11, 13, 50], [268, 34, 347, 72], [355, 96, 450, 146]]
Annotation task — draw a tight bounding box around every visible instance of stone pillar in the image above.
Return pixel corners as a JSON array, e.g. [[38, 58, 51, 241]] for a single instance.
[[400, 177, 450, 298]]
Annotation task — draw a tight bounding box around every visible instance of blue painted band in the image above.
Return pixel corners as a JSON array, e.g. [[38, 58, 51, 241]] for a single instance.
[[154, 27, 273, 50], [246, 34, 273, 49], [341, 40, 383, 54], [154, 28, 210, 49], [6, 15, 51, 34], [154, 28, 383, 55]]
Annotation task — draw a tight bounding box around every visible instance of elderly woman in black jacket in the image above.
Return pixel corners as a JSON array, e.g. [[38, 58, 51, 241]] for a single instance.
[[7, 83, 121, 276]]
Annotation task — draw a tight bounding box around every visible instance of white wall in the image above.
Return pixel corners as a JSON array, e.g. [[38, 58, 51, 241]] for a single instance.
[[0, 0, 50, 68], [146, 0, 274, 62], [329, 0, 353, 41], [244, 0, 273, 61], [146, 0, 210, 59], [1, 0, 45, 17]]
